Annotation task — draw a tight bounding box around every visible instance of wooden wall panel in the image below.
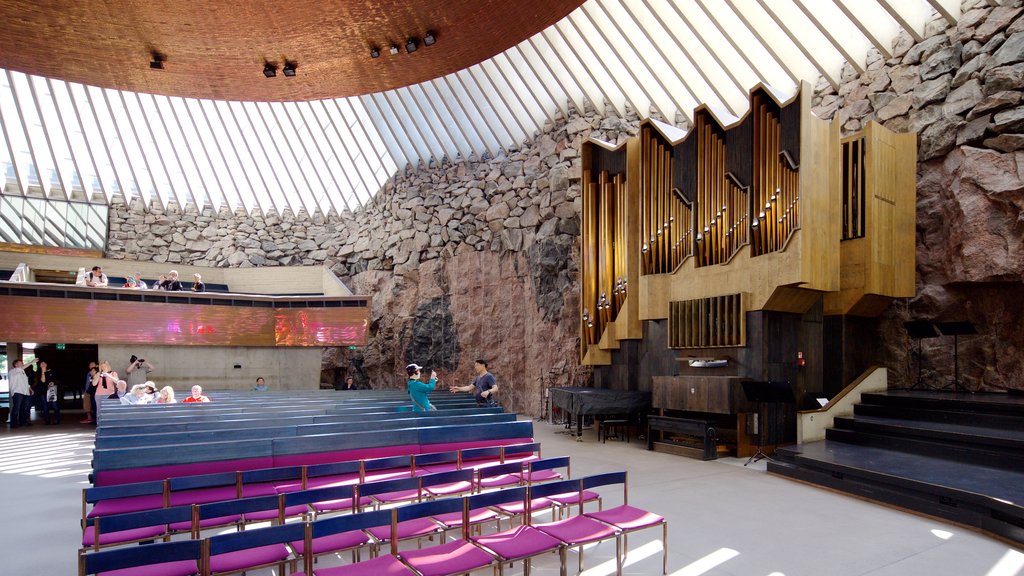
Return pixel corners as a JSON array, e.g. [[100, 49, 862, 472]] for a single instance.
[[0, 294, 369, 347]]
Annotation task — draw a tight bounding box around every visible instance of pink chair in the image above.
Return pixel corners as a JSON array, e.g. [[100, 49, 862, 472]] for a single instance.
[[583, 471, 667, 574], [471, 485, 565, 576]]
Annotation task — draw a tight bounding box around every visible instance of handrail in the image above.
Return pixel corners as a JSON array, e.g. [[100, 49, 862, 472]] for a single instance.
[[796, 366, 887, 444]]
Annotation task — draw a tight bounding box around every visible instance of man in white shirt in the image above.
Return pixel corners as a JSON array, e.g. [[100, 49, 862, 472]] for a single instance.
[[85, 266, 108, 287], [8, 358, 37, 428]]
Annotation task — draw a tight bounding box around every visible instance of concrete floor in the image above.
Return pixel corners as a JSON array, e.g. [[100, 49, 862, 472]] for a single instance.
[[1, 412, 1022, 576]]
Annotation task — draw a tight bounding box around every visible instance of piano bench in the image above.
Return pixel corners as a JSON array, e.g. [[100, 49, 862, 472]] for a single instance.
[[599, 419, 630, 443]]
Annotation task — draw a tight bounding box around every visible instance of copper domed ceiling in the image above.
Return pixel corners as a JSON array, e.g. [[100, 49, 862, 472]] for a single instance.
[[0, 0, 585, 101]]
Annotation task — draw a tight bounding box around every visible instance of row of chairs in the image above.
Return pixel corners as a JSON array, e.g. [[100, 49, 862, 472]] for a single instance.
[[80, 472, 666, 576], [82, 457, 574, 554], [84, 443, 543, 523]]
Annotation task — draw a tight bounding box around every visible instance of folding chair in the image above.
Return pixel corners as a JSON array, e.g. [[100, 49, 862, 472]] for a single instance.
[[583, 471, 667, 574], [470, 485, 564, 576], [79, 539, 201, 576], [81, 505, 191, 552], [397, 498, 496, 576], [532, 478, 620, 575], [203, 520, 304, 575], [287, 487, 373, 572], [421, 469, 476, 499], [476, 461, 525, 491], [295, 509, 412, 576]]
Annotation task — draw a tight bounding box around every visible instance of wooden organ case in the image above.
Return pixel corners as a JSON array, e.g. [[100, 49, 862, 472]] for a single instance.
[[580, 82, 917, 457]]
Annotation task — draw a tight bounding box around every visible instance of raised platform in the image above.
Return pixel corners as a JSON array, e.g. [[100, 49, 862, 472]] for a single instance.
[[769, 391, 1024, 544]]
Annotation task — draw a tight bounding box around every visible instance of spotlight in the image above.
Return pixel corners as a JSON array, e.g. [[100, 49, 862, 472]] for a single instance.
[[423, 31, 436, 46], [370, 47, 381, 59], [263, 62, 278, 78], [389, 45, 400, 55], [149, 50, 165, 70], [282, 60, 297, 77], [406, 37, 419, 53]]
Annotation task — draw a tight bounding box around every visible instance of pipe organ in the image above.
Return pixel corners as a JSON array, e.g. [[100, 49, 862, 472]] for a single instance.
[[580, 82, 917, 367]]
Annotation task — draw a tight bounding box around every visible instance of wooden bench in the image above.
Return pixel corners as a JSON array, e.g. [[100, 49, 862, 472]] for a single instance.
[[647, 415, 718, 460]]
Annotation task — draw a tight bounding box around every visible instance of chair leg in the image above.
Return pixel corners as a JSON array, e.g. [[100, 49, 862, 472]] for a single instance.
[[663, 522, 668, 574], [559, 548, 567, 576], [578, 544, 584, 574], [616, 536, 622, 576]]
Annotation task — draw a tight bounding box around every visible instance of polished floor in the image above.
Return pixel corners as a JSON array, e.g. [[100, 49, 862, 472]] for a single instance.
[[1, 411, 1022, 576]]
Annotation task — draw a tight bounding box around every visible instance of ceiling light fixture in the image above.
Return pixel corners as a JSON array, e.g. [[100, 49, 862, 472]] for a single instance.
[[389, 45, 399, 56], [149, 50, 166, 70], [282, 60, 297, 77], [406, 38, 419, 53], [370, 47, 380, 59], [263, 62, 277, 78], [423, 31, 436, 46]]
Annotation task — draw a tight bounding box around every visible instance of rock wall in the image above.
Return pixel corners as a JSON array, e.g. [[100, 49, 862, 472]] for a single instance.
[[107, 104, 650, 415], [813, 0, 1024, 391]]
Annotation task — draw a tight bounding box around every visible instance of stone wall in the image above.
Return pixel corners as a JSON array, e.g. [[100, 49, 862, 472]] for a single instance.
[[107, 103, 649, 415], [812, 0, 1024, 391]]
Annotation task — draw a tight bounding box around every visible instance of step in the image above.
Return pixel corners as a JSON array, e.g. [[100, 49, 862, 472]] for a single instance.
[[825, 426, 1024, 471], [854, 402, 1024, 431], [833, 415, 1024, 450], [860, 391, 1024, 418], [767, 441, 1024, 544]]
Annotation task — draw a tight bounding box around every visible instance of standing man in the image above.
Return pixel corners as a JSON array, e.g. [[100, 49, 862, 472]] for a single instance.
[[9, 358, 38, 428], [125, 355, 154, 388], [450, 359, 499, 407], [406, 364, 437, 412]]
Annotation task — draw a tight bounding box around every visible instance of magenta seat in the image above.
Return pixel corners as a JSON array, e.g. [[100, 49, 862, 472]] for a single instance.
[[372, 488, 420, 505], [241, 483, 280, 497], [311, 495, 374, 514], [363, 469, 413, 483], [309, 553, 414, 576], [96, 457, 273, 486], [524, 469, 561, 482], [495, 497, 552, 516], [365, 517, 440, 542], [418, 462, 460, 474], [535, 515, 616, 545], [82, 524, 166, 547], [478, 474, 521, 489], [433, 507, 500, 529], [549, 489, 601, 507], [423, 480, 473, 497], [272, 445, 418, 468], [244, 504, 310, 522], [276, 473, 360, 493], [289, 529, 369, 555], [472, 525, 562, 560], [169, 486, 238, 506], [98, 559, 198, 576], [169, 514, 240, 532], [586, 505, 664, 530], [209, 542, 290, 573], [88, 495, 164, 518], [400, 539, 494, 576]]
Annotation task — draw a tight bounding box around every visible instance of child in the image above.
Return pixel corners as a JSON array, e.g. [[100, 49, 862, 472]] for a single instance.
[[45, 381, 60, 425]]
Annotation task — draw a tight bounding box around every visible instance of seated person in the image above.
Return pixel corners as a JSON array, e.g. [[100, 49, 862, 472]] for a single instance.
[[406, 364, 437, 412], [120, 383, 156, 405], [157, 270, 183, 291], [133, 272, 148, 290], [85, 266, 108, 287], [182, 385, 211, 403], [192, 273, 205, 292], [155, 385, 176, 403], [253, 377, 268, 391]]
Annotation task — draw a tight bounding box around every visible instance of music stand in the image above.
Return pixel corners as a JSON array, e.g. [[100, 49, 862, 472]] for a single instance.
[[903, 320, 940, 390], [741, 380, 795, 466], [935, 321, 977, 393]]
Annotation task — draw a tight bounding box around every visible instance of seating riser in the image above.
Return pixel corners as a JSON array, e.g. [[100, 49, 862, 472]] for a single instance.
[[832, 416, 1024, 451], [96, 414, 517, 448], [825, 428, 1024, 471], [860, 393, 1024, 418], [854, 403, 1024, 430], [768, 461, 1024, 544]]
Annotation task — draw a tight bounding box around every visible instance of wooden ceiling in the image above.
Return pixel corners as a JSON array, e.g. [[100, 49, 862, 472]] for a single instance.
[[0, 0, 584, 102]]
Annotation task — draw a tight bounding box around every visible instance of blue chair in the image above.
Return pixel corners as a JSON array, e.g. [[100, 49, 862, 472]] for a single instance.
[[79, 539, 201, 576]]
